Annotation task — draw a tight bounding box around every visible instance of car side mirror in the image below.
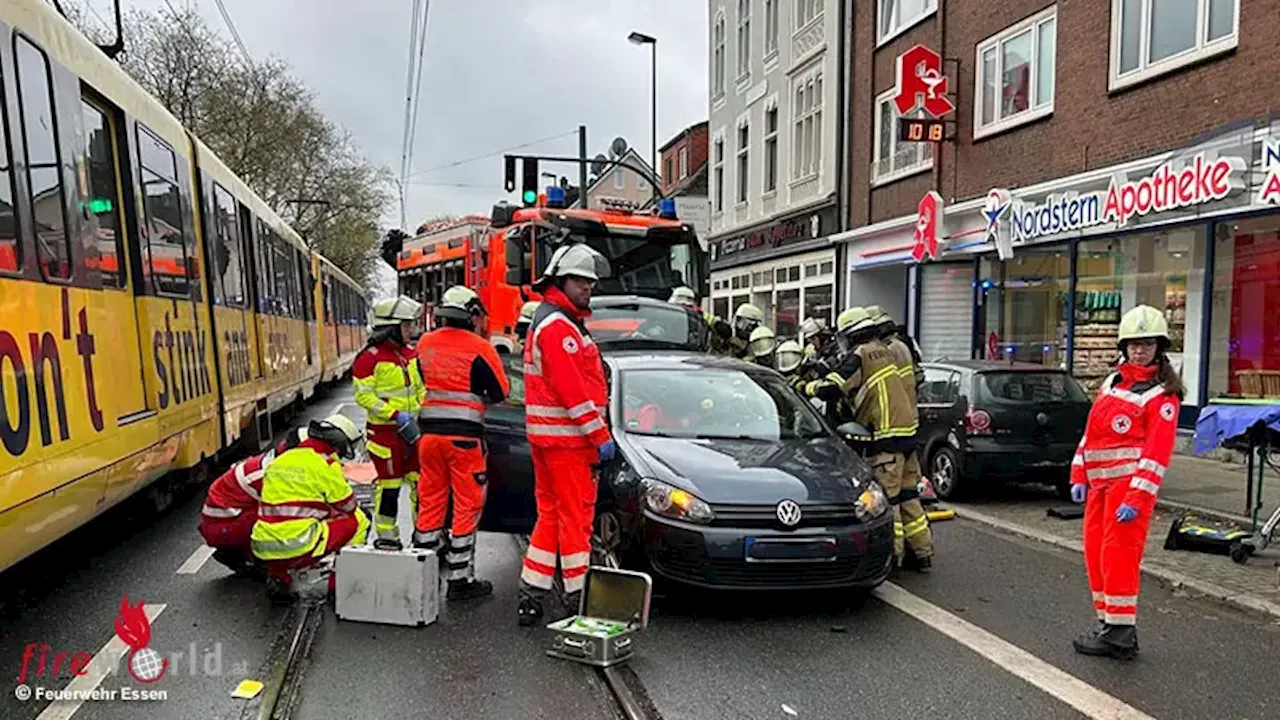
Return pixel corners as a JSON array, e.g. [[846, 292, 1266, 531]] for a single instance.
[[836, 421, 873, 441]]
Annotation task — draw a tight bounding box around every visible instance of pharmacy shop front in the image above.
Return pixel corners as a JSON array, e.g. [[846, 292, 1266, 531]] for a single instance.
[[846, 123, 1280, 424]]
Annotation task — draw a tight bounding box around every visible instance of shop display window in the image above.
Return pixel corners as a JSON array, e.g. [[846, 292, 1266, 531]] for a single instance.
[[977, 246, 1070, 368], [1076, 228, 1202, 396], [776, 288, 800, 338], [1209, 217, 1280, 400], [803, 284, 833, 330]]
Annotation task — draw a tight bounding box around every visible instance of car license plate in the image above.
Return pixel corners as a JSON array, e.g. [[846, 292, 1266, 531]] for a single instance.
[[745, 537, 838, 562]]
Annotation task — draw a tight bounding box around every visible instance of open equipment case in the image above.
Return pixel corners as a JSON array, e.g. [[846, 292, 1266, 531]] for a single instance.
[[546, 566, 652, 667]]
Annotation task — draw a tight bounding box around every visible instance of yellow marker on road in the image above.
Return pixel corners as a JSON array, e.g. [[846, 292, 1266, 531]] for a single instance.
[[927, 509, 956, 522], [231, 680, 265, 700]]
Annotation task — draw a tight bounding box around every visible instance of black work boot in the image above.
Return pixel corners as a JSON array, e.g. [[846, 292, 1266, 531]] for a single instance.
[[915, 556, 933, 573], [1073, 623, 1138, 659], [561, 591, 583, 619], [517, 591, 545, 627], [447, 577, 494, 601], [265, 575, 295, 606]]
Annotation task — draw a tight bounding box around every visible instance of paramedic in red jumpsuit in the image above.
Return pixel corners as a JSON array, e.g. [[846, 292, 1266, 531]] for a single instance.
[[198, 428, 306, 577], [1070, 305, 1183, 659], [517, 243, 616, 626]]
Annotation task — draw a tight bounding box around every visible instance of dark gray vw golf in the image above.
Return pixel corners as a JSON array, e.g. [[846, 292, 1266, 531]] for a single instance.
[[479, 305, 893, 593]]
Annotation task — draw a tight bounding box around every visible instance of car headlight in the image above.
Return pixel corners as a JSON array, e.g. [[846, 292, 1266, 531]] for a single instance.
[[855, 482, 889, 521], [642, 479, 715, 524]]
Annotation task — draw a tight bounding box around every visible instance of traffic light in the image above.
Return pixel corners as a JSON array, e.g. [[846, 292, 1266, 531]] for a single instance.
[[521, 158, 539, 206], [504, 155, 517, 192]]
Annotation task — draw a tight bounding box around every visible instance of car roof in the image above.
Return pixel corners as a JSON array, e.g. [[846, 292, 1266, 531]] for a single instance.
[[923, 359, 1069, 373], [590, 295, 675, 309], [606, 351, 769, 373]]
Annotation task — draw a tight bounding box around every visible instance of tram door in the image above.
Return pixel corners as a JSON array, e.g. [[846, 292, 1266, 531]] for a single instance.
[[81, 95, 151, 421]]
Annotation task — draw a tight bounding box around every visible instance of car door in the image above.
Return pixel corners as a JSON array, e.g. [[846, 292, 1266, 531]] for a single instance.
[[918, 366, 963, 457], [479, 356, 538, 533]]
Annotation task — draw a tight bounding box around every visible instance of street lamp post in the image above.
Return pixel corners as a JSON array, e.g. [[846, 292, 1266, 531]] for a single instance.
[[628, 31, 657, 192]]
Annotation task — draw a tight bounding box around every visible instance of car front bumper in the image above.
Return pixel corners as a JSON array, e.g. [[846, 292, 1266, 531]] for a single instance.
[[641, 510, 894, 590]]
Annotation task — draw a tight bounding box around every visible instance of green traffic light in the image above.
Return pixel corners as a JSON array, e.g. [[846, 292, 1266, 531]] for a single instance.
[[522, 189, 537, 204]]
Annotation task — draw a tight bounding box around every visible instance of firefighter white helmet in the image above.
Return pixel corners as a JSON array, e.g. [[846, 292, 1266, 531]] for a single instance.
[[1117, 305, 1169, 343], [669, 286, 697, 307], [748, 325, 778, 358], [798, 316, 826, 341], [775, 340, 804, 373], [436, 285, 486, 322], [733, 303, 765, 324], [537, 243, 610, 286], [307, 413, 364, 459], [372, 295, 422, 327]]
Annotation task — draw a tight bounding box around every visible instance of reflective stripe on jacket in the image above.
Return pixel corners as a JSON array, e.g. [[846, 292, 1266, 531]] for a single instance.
[[523, 288, 611, 449], [1070, 364, 1179, 514], [251, 441, 360, 561], [352, 339, 426, 427], [844, 338, 919, 448], [416, 326, 510, 436]]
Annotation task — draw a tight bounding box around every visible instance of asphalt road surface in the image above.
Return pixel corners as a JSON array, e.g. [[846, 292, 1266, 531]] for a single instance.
[[3, 383, 1278, 720]]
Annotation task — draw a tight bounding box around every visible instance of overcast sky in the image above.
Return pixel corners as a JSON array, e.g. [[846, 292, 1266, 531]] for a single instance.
[[89, 0, 708, 231]]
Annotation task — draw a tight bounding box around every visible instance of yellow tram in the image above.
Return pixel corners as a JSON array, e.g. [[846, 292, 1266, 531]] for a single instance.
[[0, 0, 367, 574]]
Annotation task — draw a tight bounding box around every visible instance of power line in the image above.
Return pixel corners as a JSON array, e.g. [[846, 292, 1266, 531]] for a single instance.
[[405, 129, 579, 179], [397, 0, 425, 227], [211, 0, 251, 65], [403, 0, 431, 193]]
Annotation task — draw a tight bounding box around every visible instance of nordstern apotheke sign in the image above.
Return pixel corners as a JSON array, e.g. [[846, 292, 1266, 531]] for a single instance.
[[997, 152, 1247, 244]]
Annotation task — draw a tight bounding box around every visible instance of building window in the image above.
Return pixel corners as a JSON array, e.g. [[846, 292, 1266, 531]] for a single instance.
[[613, 167, 625, 189], [1112, 0, 1237, 90], [792, 74, 822, 181], [873, 88, 934, 185], [679, 146, 689, 179], [1079, 230, 1203, 398], [765, 0, 779, 56], [977, 247, 1070, 368], [877, 0, 937, 45], [713, 137, 725, 212], [764, 107, 778, 193], [775, 267, 787, 283], [664, 157, 673, 185], [819, 260, 834, 275], [1210, 217, 1278, 401], [713, 14, 726, 98], [737, 0, 751, 80], [638, 172, 648, 190], [975, 7, 1057, 138], [736, 123, 749, 205], [795, 0, 821, 28]]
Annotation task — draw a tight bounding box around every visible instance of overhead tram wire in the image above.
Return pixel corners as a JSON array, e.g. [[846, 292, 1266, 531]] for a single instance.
[[212, 0, 252, 65], [403, 0, 431, 190], [397, 0, 425, 227], [404, 129, 579, 179]]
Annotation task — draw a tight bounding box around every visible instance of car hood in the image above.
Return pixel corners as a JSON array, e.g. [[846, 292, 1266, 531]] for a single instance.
[[620, 434, 873, 505]]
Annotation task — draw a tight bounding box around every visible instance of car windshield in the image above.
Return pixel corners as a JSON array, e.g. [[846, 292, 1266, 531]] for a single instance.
[[977, 371, 1087, 404], [587, 303, 709, 351], [620, 367, 828, 441]]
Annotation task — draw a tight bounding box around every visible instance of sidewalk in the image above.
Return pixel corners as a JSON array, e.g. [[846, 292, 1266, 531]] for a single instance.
[[947, 493, 1280, 620], [1162, 452, 1280, 523]]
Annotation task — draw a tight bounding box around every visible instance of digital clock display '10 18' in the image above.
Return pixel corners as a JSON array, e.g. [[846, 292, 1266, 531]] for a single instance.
[[897, 118, 946, 143]]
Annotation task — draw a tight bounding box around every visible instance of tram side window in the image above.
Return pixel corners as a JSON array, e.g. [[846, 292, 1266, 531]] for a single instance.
[[211, 183, 245, 307], [298, 249, 315, 321], [15, 37, 71, 281], [0, 64, 17, 275], [322, 273, 333, 324], [136, 125, 190, 297], [80, 100, 124, 288], [253, 219, 271, 313]]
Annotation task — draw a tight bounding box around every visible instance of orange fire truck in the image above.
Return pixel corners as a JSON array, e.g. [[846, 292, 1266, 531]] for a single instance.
[[396, 192, 707, 353]]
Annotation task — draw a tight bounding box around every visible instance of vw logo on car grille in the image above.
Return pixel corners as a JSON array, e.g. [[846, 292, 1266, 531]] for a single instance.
[[1036, 412, 1049, 426], [776, 500, 802, 527]]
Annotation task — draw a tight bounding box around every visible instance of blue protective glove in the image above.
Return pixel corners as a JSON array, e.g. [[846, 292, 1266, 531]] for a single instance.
[[1070, 484, 1087, 504], [1116, 504, 1139, 523], [393, 410, 412, 427], [598, 439, 618, 464]]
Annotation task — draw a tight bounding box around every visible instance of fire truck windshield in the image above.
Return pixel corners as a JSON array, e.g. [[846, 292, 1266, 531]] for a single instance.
[[532, 224, 706, 300]]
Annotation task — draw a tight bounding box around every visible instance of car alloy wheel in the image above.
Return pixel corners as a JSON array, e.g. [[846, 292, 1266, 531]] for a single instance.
[[591, 511, 622, 569], [931, 448, 960, 500]]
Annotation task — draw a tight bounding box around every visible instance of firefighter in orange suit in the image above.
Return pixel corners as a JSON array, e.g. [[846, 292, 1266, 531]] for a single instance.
[[413, 286, 510, 601], [1070, 305, 1182, 660], [352, 295, 426, 551], [518, 243, 615, 627], [199, 427, 306, 578]]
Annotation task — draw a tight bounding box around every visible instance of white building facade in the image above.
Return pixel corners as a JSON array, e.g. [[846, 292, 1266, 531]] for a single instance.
[[706, 0, 843, 339]]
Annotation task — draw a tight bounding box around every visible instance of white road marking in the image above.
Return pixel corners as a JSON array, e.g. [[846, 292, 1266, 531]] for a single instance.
[[874, 583, 1156, 720], [175, 545, 216, 575], [35, 604, 166, 720]]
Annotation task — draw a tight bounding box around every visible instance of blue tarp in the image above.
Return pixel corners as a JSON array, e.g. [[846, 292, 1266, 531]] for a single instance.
[[1194, 403, 1280, 455]]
